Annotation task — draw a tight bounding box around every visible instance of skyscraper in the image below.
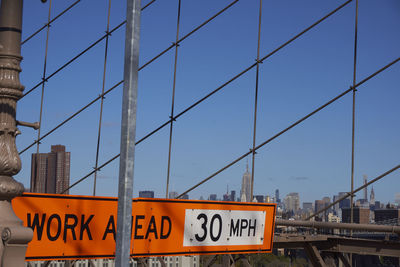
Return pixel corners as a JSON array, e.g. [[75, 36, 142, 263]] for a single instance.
[[275, 189, 280, 203], [240, 163, 252, 202], [338, 192, 350, 209], [363, 175, 368, 201], [333, 195, 340, 214], [370, 186, 375, 206], [395, 193, 400, 206], [284, 192, 300, 212], [169, 191, 179, 199], [315, 200, 325, 214], [230, 190, 236, 202], [209, 194, 217, 201], [303, 202, 313, 211], [139, 190, 154, 198], [30, 145, 71, 194]]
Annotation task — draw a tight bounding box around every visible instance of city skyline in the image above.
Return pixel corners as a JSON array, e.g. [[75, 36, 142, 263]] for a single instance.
[[27, 143, 400, 205], [186, 166, 396, 208]]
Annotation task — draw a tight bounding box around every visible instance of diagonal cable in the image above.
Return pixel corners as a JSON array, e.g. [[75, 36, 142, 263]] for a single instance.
[[250, 0, 263, 201], [61, 0, 353, 193], [35, 0, 52, 158], [22, 0, 81, 45], [176, 56, 400, 198], [21, 0, 158, 99], [19, 81, 123, 155], [20, 0, 240, 155], [165, 0, 182, 198], [92, 0, 112, 196], [138, 0, 240, 71], [32, 0, 53, 193]]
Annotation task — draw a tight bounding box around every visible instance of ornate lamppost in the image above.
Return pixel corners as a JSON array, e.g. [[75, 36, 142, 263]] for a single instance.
[[0, 0, 33, 265]]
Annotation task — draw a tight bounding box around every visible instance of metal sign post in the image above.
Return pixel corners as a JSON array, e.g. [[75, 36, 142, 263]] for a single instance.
[[115, 0, 141, 266]]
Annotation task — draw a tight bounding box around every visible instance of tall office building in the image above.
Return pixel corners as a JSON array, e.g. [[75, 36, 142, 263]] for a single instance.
[[395, 193, 400, 206], [303, 202, 313, 212], [275, 189, 280, 203], [333, 195, 340, 214], [342, 207, 370, 224], [315, 200, 325, 220], [30, 145, 70, 194], [209, 194, 217, 201], [322, 196, 331, 212], [223, 185, 230, 201], [240, 163, 252, 202], [230, 190, 236, 202], [254, 195, 264, 203], [370, 186, 375, 206], [139, 190, 154, 198], [169, 191, 179, 199], [284, 192, 300, 212], [338, 192, 350, 209], [363, 175, 368, 201]]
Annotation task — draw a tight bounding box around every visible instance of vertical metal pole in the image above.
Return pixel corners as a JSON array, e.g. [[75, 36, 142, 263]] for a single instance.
[[0, 0, 33, 266], [115, 0, 141, 266]]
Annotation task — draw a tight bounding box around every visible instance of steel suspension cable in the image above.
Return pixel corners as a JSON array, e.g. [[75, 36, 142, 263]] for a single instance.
[[350, 0, 358, 231], [142, 0, 156, 10], [19, 81, 123, 155], [21, 0, 158, 99], [176, 56, 400, 199], [250, 0, 263, 202], [93, 0, 112, 196], [173, 0, 352, 124], [61, 0, 353, 193], [165, 0, 182, 198], [22, 21, 125, 98], [19, 0, 240, 155], [22, 0, 81, 45], [138, 0, 239, 71], [35, 0, 52, 162]]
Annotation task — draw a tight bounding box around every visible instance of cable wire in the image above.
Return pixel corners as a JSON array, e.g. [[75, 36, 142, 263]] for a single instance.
[[176, 56, 400, 199], [250, 0, 263, 201], [20, 0, 240, 155], [165, 0, 182, 198], [34, 0, 52, 169], [22, 0, 81, 45], [21, 0, 158, 99], [61, 0, 353, 192], [19, 81, 123, 155], [93, 0, 112, 196], [350, 0, 359, 233]]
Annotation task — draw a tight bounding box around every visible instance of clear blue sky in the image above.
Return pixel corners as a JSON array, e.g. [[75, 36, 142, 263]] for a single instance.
[[16, 0, 400, 205]]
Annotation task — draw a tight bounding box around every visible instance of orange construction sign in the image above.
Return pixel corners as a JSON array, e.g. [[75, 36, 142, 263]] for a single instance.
[[12, 193, 276, 261]]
